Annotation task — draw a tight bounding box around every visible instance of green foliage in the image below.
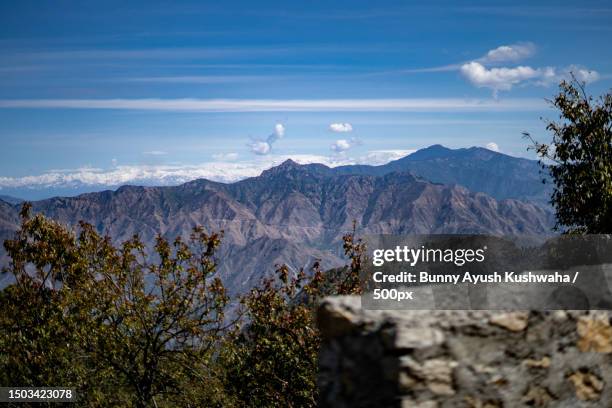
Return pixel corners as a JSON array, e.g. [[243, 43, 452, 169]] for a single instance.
[[0, 204, 110, 405], [90, 227, 229, 407], [0, 204, 367, 407], [524, 77, 612, 233], [224, 264, 323, 407], [225, 232, 367, 407], [1, 204, 231, 407]]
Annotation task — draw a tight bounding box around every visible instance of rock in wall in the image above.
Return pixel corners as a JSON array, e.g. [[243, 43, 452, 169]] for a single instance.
[[317, 296, 612, 407]]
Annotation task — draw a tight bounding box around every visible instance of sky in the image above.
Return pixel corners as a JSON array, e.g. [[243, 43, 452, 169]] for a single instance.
[[0, 0, 611, 199]]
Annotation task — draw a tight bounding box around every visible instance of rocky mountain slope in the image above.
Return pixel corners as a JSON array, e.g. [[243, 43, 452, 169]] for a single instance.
[[0, 146, 555, 293]]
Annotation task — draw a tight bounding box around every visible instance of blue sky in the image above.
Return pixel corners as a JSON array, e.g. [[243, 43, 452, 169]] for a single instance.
[[0, 0, 611, 198]]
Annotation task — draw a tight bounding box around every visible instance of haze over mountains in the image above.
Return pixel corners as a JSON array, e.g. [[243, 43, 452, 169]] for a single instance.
[[0, 145, 554, 292]]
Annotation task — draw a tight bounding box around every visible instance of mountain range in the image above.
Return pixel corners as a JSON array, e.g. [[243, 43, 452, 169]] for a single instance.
[[0, 195, 23, 205], [285, 144, 552, 204], [0, 145, 555, 293]]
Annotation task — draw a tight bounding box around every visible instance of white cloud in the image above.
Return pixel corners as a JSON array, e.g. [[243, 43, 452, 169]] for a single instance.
[[572, 66, 600, 83], [0, 150, 417, 190], [331, 139, 352, 152], [330, 138, 361, 153], [460, 62, 540, 94], [0, 98, 548, 112], [361, 149, 416, 165], [535, 65, 601, 86], [267, 123, 285, 144], [533, 66, 558, 86], [248, 141, 271, 155], [329, 122, 353, 133], [212, 152, 239, 161], [479, 43, 536, 64], [389, 43, 535, 76], [142, 150, 167, 156], [248, 123, 286, 155], [392, 42, 599, 95], [461, 45, 599, 95], [274, 123, 285, 137], [485, 142, 500, 152]]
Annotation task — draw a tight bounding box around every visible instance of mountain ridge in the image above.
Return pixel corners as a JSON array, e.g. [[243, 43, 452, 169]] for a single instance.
[[0, 145, 555, 293], [0, 195, 24, 205], [331, 145, 551, 203]]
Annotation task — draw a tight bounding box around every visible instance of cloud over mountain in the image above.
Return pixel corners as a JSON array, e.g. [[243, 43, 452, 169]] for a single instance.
[[0, 150, 416, 196], [485, 142, 500, 152]]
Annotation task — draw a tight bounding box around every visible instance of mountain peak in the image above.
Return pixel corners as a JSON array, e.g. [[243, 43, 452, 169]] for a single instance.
[[403, 144, 504, 162], [260, 159, 305, 178], [260, 159, 332, 179], [278, 159, 299, 168], [402, 144, 453, 161], [426, 144, 448, 151]]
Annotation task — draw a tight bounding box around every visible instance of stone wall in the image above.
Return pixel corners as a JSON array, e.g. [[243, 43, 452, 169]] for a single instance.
[[317, 296, 612, 407]]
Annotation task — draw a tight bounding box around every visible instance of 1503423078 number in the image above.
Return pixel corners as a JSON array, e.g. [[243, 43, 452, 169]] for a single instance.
[[0, 387, 76, 403]]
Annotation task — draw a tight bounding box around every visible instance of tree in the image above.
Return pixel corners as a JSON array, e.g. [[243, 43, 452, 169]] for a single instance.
[[524, 77, 612, 233], [1, 206, 369, 406], [1, 205, 232, 407], [224, 230, 368, 407], [0, 204, 108, 405], [89, 226, 230, 407]]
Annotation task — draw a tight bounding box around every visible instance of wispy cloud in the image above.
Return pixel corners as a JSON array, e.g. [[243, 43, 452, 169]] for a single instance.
[[0, 98, 548, 112], [212, 152, 239, 161], [477, 43, 536, 64], [5, 44, 399, 65], [392, 64, 461, 74], [142, 150, 167, 156], [534, 65, 601, 86], [456, 6, 612, 18], [5, 47, 296, 62], [385, 42, 535, 76], [121, 75, 291, 84]]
